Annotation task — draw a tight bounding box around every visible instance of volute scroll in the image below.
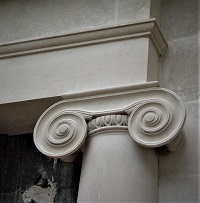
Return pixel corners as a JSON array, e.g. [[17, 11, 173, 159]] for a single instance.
[[34, 110, 87, 162], [127, 96, 186, 150]]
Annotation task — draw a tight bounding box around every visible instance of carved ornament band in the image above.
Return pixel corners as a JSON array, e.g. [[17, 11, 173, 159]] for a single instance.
[[88, 114, 128, 133]]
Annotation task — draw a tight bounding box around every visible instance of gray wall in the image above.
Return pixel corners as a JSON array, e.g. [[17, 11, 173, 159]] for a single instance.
[[0, 0, 152, 44], [159, 0, 198, 202]]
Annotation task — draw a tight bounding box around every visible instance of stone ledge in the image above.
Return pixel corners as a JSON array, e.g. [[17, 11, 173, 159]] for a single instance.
[[0, 18, 167, 59]]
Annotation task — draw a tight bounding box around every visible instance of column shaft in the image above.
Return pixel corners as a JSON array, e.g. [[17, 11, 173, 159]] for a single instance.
[[78, 128, 158, 202]]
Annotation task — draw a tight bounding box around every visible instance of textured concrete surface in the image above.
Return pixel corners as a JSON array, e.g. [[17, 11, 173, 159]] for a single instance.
[[159, 0, 199, 202], [160, 0, 198, 102], [162, 0, 198, 41], [0, 134, 82, 203], [0, 0, 152, 43], [160, 35, 198, 101]]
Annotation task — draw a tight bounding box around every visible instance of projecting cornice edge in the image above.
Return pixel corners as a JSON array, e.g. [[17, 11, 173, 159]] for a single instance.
[[0, 18, 167, 59]]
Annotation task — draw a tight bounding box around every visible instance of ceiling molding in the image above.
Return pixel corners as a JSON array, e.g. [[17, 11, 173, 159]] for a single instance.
[[0, 18, 167, 59]]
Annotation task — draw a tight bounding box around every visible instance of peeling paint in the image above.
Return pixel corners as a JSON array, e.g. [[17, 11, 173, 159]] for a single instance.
[[22, 171, 57, 203]]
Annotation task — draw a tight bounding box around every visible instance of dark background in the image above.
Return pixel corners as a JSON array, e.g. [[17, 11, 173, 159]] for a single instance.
[[0, 134, 82, 203]]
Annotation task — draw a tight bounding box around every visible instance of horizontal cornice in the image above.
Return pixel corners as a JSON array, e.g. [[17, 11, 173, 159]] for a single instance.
[[61, 81, 159, 101], [0, 18, 167, 59]]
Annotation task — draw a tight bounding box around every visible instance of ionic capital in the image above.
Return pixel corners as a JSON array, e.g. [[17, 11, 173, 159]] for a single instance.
[[33, 87, 186, 161]]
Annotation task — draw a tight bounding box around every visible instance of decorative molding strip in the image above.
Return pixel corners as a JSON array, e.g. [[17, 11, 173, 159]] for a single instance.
[[166, 133, 184, 152], [61, 81, 159, 101], [0, 19, 167, 59], [148, 22, 167, 55], [88, 114, 128, 133], [33, 87, 185, 162]]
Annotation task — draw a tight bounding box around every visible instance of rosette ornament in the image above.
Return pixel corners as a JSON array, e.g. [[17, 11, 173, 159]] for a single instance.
[[128, 99, 185, 149], [34, 110, 87, 162]]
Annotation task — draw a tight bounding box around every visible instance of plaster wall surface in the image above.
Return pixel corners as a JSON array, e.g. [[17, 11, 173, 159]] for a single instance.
[[0, 0, 161, 44], [159, 0, 199, 202]]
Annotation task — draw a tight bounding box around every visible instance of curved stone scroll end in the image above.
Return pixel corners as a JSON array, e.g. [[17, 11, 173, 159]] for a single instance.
[[166, 132, 184, 152], [60, 152, 78, 162], [34, 109, 87, 162], [127, 96, 186, 150]]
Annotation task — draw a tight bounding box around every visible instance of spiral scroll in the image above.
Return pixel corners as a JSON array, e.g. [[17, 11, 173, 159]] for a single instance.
[[34, 111, 87, 162], [128, 99, 185, 148]]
